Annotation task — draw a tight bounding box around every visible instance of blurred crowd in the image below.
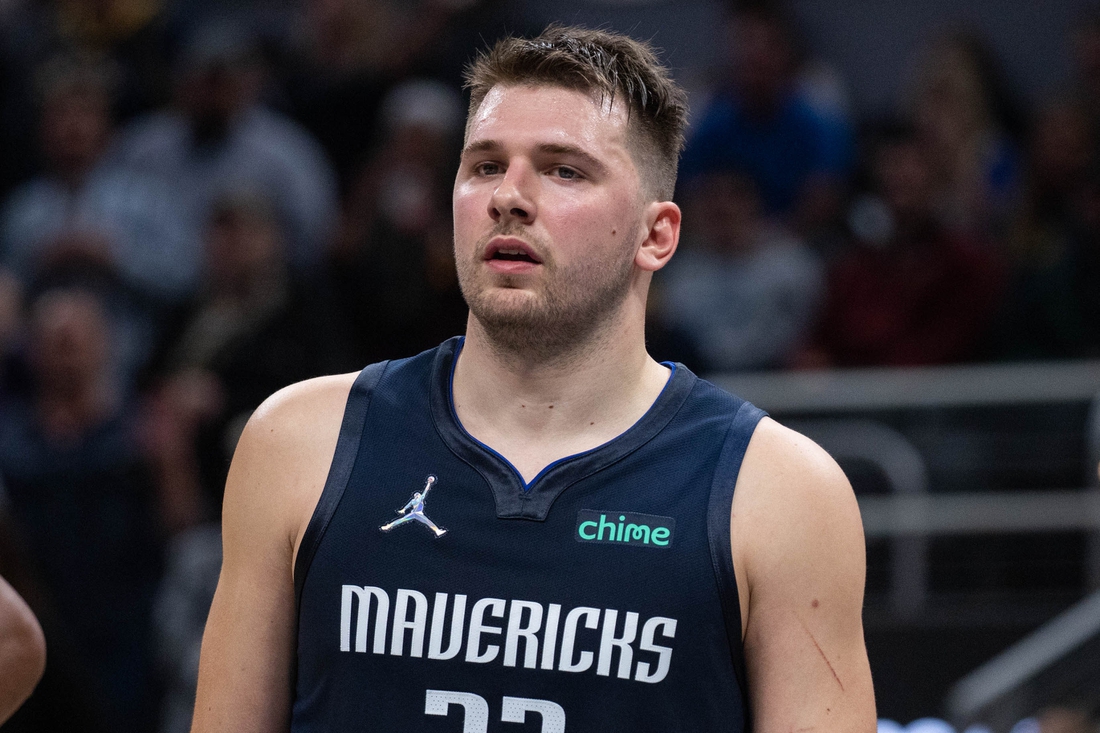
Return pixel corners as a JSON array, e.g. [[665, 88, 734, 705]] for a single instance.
[[0, 0, 1099, 730]]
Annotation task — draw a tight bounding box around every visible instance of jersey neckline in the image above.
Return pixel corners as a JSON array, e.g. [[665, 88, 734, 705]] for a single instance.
[[428, 336, 697, 520]]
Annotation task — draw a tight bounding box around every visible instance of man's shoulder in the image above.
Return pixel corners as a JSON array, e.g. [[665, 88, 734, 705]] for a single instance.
[[735, 417, 860, 547], [647, 370, 770, 463], [224, 345, 452, 547], [745, 418, 846, 483], [236, 372, 362, 472], [684, 369, 762, 418], [244, 340, 452, 447], [252, 372, 360, 428], [222, 372, 364, 551], [672, 375, 845, 492]]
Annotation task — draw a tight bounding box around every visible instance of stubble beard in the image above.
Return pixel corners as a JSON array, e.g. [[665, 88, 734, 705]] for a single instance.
[[456, 226, 638, 365]]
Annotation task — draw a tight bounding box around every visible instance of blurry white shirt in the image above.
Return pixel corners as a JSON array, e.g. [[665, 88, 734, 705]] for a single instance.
[[1, 163, 200, 302], [110, 105, 338, 272], [662, 226, 824, 372]]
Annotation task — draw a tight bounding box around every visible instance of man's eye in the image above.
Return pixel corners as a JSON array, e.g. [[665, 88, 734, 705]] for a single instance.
[[476, 162, 501, 176], [552, 166, 580, 180]]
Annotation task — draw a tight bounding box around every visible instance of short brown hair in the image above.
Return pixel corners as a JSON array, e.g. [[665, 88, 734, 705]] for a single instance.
[[463, 24, 689, 201]]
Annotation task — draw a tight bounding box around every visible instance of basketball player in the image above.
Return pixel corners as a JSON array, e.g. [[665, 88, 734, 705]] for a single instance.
[[191, 26, 875, 732], [0, 574, 45, 724]]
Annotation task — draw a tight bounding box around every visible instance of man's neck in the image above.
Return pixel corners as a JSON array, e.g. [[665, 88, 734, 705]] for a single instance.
[[452, 311, 671, 483]]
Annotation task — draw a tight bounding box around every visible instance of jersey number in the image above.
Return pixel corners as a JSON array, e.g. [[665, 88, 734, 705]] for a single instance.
[[424, 689, 566, 733]]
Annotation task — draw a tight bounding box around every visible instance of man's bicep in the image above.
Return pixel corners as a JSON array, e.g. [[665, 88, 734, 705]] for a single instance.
[[190, 417, 301, 733], [190, 374, 353, 733], [191, 560, 297, 732], [735, 422, 876, 732]]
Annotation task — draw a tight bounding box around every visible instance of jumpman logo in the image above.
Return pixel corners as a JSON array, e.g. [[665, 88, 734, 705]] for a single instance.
[[380, 475, 447, 537]]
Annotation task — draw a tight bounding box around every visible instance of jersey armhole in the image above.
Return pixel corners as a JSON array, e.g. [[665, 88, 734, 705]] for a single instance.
[[293, 361, 389, 612], [706, 400, 768, 728]]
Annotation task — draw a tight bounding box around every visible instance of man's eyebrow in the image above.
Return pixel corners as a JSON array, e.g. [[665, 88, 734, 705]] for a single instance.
[[535, 143, 609, 176], [461, 139, 501, 157]]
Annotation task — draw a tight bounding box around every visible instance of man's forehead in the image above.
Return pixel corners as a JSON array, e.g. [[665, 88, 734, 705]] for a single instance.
[[465, 83, 630, 143]]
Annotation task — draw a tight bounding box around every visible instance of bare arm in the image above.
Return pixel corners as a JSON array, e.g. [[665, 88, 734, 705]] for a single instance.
[[0, 573, 45, 724], [732, 418, 876, 731], [190, 374, 356, 733]]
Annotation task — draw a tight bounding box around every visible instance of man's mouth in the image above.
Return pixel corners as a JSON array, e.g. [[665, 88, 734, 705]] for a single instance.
[[491, 248, 539, 263], [484, 237, 543, 265]]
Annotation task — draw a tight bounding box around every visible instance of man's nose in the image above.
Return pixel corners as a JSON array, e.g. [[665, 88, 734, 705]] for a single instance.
[[488, 164, 537, 224]]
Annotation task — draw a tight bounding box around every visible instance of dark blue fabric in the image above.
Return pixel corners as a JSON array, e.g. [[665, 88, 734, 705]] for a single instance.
[[706, 400, 770, 733], [440, 341, 683, 495], [294, 360, 390, 612], [292, 338, 765, 732]]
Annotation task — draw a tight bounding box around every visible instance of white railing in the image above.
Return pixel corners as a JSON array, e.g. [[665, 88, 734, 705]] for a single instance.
[[710, 360, 1100, 605], [859, 490, 1100, 536], [710, 359, 1100, 412], [711, 361, 1100, 730], [947, 589, 1100, 731]]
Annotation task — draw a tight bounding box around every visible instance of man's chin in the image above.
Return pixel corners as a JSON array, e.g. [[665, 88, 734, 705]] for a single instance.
[[468, 285, 542, 315], [469, 302, 546, 332], [466, 288, 555, 333]]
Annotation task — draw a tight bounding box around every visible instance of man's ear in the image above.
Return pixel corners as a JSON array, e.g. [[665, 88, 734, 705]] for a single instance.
[[636, 200, 681, 272]]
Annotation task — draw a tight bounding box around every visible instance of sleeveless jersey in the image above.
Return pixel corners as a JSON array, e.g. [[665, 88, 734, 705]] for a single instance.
[[292, 337, 766, 732]]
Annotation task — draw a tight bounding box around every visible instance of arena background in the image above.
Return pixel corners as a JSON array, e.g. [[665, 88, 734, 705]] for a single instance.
[[0, 0, 1098, 731]]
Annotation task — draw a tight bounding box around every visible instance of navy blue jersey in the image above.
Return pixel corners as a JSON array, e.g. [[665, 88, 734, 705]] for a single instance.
[[292, 337, 766, 732]]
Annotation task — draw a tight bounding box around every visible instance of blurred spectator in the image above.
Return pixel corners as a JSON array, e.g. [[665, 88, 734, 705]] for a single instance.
[[285, 0, 505, 192], [0, 0, 172, 198], [657, 171, 824, 372], [0, 287, 164, 731], [990, 101, 1100, 359], [50, 0, 172, 114], [0, 53, 199, 310], [0, 269, 23, 392], [164, 0, 299, 40], [1020, 102, 1096, 243], [905, 33, 1022, 238], [332, 79, 469, 364], [111, 21, 339, 273], [0, 6, 43, 200], [283, 0, 403, 191], [681, 4, 854, 235], [811, 126, 1004, 366], [146, 190, 355, 521], [143, 191, 354, 732]]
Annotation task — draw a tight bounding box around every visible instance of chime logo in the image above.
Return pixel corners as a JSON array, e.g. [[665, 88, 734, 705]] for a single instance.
[[575, 510, 675, 549]]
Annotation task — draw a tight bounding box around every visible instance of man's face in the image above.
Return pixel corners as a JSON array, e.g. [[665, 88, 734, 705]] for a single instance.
[[452, 84, 646, 353]]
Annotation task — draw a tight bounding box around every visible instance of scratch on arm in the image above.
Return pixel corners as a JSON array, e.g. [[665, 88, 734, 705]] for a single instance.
[[799, 617, 845, 692]]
